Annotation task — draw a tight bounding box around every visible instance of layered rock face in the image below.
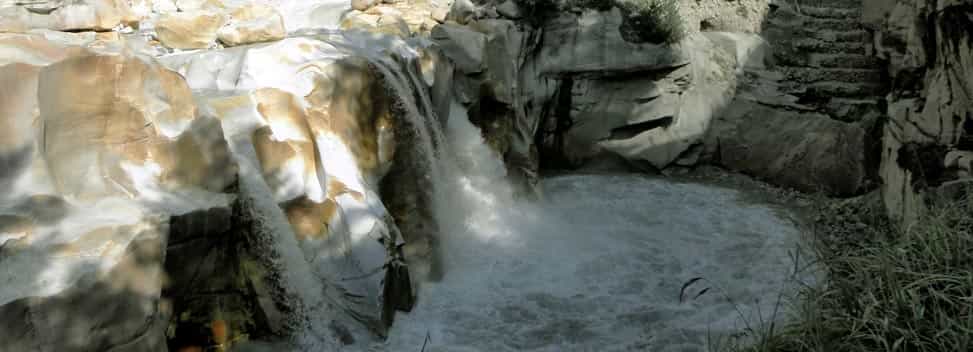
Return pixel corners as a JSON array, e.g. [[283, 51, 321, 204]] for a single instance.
[[863, 0, 973, 223], [0, 4, 432, 349], [0, 34, 237, 352]]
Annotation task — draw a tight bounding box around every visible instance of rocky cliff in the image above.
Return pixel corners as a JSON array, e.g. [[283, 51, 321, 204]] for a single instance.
[[863, 0, 973, 224]]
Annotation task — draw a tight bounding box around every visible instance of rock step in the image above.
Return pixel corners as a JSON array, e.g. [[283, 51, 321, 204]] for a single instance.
[[777, 53, 883, 69], [809, 53, 883, 68], [780, 66, 884, 84], [789, 4, 862, 19], [824, 98, 885, 122], [784, 38, 866, 54], [809, 29, 869, 43], [783, 81, 885, 98], [767, 16, 863, 32], [792, 0, 862, 9]]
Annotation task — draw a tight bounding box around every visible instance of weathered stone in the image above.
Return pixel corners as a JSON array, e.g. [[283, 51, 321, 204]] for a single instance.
[[538, 9, 690, 76], [866, 0, 973, 223], [0, 207, 171, 352], [430, 23, 486, 73], [37, 53, 236, 199], [217, 4, 286, 46], [352, 0, 380, 11], [0, 0, 137, 32], [496, 0, 522, 19], [708, 97, 871, 196], [446, 0, 475, 24], [155, 10, 225, 49]]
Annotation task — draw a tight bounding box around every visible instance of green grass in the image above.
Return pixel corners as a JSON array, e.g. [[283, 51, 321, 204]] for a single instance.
[[720, 193, 973, 352]]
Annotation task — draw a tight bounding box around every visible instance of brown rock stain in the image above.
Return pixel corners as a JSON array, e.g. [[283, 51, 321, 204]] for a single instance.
[[282, 196, 338, 241], [304, 58, 395, 176]]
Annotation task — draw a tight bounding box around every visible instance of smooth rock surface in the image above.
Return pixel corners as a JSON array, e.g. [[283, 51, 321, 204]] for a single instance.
[[155, 10, 225, 49], [218, 3, 286, 46]]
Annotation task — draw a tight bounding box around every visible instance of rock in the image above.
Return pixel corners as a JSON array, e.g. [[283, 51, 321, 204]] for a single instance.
[[340, 10, 411, 37], [551, 33, 744, 170], [538, 9, 690, 76], [175, 0, 224, 11], [944, 150, 973, 177], [0, 215, 171, 352], [430, 6, 449, 22], [352, 0, 380, 11], [155, 10, 225, 49], [0, 0, 137, 32], [496, 0, 522, 19], [707, 97, 871, 196], [866, 0, 973, 223], [37, 54, 237, 199], [445, 0, 475, 24], [168, 37, 413, 334], [430, 23, 486, 73], [217, 4, 286, 46]]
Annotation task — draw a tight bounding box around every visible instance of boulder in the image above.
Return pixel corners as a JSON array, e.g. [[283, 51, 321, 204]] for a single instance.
[[340, 10, 411, 37], [445, 0, 476, 24], [552, 33, 746, 170], [352, 0, 380, 11], [175, 0, 225, 11], [37, 54, 236, 199], [217, 4, 286, 46], [0, 36, 239, 352], [155, 10, 225, 49], [707, 97, 872, 196], [538, 9, 689, 76], [0, 0, 137, 32], [430, 23, 486, 73], [496, 0, 522, 19]]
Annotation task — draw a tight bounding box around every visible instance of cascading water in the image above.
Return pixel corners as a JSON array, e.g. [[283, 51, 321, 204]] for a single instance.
[[224, 29, 809, 352]]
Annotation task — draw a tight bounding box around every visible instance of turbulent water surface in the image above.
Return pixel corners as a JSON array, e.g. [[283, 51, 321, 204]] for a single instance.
[[375, 173, 806, 352], [368, 106, 809, 351]]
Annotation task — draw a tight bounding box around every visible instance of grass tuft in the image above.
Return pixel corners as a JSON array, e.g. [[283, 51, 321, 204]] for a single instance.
[[725, 193, 973, 352]]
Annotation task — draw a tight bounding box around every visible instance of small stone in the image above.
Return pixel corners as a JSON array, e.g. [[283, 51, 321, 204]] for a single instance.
[[496, 0, 522, 19]]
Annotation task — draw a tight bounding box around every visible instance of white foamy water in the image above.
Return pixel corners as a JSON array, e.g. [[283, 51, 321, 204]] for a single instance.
[[377, 173, 805, 351]]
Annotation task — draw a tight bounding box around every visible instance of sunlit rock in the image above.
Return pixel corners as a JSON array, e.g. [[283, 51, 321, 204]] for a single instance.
[[37, 53, 236, 199], [0, 0, 137, 32], [155, 10, 225, 49], [217, 3, 286, 46], [340, 10, 411, 37]]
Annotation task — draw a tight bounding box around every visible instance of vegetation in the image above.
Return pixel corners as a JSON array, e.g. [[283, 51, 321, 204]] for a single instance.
[[514, 0, 685, 44], [720, 193, 973, 352]]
